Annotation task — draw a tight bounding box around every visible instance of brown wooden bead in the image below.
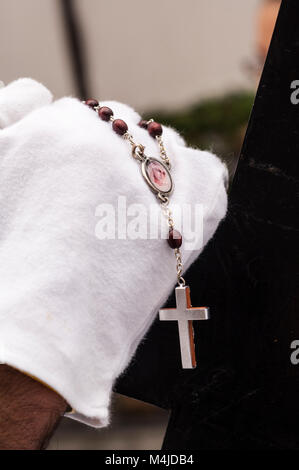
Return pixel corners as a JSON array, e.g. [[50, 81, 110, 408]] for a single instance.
[[148, 121, 163, 138], [112, 119, 128, 136], [85, 98, 99, 108], [168, 230, 182, 249], [138, 119, 148, 129], [98, 106, 114, 121]]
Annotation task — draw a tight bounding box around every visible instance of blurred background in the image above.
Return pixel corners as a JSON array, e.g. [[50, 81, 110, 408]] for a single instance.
[[0, 0, 280, 450]]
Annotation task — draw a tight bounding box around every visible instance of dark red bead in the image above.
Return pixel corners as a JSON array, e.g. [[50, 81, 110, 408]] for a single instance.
[[168, 230, 182, 249], [138, 119, 148, 129], [98, 106, 114, 121], [148, 121, 163, 138], [85, 98, 99, 108], [112, 119, 128, 136]]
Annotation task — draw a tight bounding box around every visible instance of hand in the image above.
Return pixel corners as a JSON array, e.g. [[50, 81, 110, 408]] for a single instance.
[[0, 365, 67, 450], [0, 79, 228, 428]]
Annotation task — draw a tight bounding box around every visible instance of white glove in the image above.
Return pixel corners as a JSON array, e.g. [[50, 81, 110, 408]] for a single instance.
[[0, 79, 228, 427]]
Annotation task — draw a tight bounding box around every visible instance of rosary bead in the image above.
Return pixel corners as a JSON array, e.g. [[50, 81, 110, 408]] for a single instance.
[[98, 106, 114, 121], [85, 98, 99, 108], [138, 119, 148, 129], [168, 230, 183, 249], [148, 121, 163, 138], [112, 119, 128, 136]]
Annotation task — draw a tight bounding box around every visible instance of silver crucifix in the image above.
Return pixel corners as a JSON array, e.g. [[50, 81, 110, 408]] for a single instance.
[[159, 286, 209, 369]]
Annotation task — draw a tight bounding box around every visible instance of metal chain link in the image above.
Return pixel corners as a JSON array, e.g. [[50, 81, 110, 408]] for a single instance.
[[156, 135, 171, 169], [124, 132, 135, 147], [85, 101, 184, 287], [175, 248, 186, 287], [122, 118, 184, 286], [160, 198, 185, 287], [160, 197, 175, 229]]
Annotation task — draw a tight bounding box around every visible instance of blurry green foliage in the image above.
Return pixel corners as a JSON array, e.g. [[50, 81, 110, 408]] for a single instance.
[[146, 91, 255, 177]]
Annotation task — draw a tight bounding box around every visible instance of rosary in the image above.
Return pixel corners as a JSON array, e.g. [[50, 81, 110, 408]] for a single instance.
[[84, 99, 209, 369]]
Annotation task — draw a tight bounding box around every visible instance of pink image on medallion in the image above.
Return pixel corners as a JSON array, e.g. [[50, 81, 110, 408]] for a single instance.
[[147, 160, 171, 192]]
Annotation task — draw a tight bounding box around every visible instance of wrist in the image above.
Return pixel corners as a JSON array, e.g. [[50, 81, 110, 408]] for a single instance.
[[0, 365, 68, 450]]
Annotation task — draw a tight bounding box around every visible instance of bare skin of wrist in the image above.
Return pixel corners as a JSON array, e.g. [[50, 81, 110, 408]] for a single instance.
[[0, 364, 68, 450]]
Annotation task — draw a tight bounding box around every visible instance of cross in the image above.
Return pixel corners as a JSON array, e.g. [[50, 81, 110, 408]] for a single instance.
[[159, 286, 209, 369]]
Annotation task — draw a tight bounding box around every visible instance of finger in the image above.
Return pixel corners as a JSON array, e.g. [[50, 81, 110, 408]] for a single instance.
[[0, 78, 53, 129]]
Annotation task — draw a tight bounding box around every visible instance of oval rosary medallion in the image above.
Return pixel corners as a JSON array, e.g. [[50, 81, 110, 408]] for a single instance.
[[141, 158, 173, 196]]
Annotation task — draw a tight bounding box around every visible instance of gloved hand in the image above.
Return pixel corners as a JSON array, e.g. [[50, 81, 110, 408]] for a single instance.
[[0, 78, 228, 427]]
